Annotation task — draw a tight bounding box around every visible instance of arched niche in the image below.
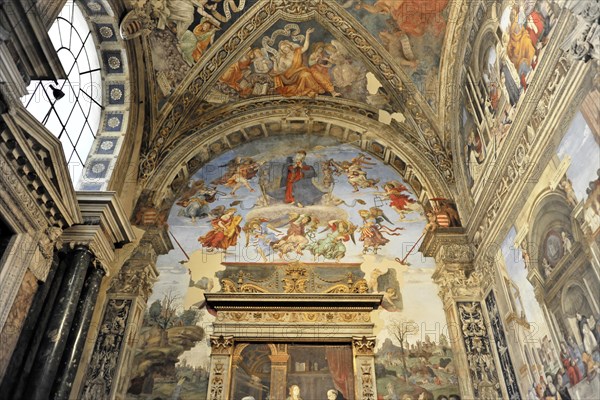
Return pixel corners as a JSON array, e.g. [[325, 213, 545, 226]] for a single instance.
[[527, 191, 575, 275], [561, 281, 593, 318]]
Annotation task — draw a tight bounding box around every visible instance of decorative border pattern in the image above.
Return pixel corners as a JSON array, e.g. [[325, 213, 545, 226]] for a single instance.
[[456, 301, 502, 399], [76, 0, 131, 191]]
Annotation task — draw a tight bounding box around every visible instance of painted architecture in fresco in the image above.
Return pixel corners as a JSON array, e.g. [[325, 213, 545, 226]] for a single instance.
[[462, 0, 558, 193], [125, 136, 462, 399], [493, 100, 600, 399]]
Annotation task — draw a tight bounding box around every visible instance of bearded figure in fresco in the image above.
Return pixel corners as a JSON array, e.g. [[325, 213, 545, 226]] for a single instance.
[[505, 2, 547, 87], [272, 28, 340, 98]]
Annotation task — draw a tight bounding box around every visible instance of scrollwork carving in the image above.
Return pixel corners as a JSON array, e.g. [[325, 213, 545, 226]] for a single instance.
[[456, 301, 502, 399], [81, 299, 132, 400], [353, 336, 376, 355], [359, 362, 376, 400], [210, 335, 234, 355], [208, 361, 225, 400]]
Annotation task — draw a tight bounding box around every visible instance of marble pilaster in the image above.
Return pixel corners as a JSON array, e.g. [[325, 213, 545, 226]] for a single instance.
[[352, 336, 377, 400], [207, 335, 235, 400]]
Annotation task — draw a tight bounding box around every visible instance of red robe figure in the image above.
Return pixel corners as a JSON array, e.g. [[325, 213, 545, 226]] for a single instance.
[[285, 151, 310, 204]]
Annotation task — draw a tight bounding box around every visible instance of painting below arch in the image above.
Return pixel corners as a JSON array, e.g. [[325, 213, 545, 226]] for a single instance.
[[125, 135, 460, 400]]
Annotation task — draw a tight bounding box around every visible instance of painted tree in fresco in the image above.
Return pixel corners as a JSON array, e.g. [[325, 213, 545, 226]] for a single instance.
[[388, 319, 419, 382]]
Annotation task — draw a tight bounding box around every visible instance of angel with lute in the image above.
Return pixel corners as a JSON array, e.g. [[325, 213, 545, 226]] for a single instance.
[[198, 207, 242, 252]]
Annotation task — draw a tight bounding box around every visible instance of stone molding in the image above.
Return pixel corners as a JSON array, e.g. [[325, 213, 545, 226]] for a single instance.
[[61, 191, 136, 276]]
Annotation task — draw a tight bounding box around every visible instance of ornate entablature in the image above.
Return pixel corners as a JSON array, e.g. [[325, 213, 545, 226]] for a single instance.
[[218, 261, 368, 294]]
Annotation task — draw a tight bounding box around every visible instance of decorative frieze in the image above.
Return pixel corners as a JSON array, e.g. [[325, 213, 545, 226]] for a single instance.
[[219, 261, 369, 294], [216, 310, 371, 323]]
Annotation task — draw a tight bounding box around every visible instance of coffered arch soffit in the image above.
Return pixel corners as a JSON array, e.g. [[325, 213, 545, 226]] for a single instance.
[[142, 98, 455, 211]]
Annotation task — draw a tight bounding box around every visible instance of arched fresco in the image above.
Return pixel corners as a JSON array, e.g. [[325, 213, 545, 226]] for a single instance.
[[125, 135, 461, 399]]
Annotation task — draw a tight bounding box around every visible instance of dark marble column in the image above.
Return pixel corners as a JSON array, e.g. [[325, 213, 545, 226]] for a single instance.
[[8, 253, 70, 400], [23, 246, 92, 400], [51, 263, 105, 400], [0, 252, 65, 399]]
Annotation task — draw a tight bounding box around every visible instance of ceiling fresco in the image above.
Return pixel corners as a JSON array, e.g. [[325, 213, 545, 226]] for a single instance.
[[122, 0, 257, 105], [125, 135, 462, 399], [337, 0, 450, 109], [206, 21, 373, 105]]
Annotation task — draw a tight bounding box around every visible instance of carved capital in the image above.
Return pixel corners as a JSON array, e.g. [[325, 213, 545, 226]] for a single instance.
[[433, 258, 492, 303], [29, 226, 63, 281], [435, 243, 475, 266], [210, 335, 234, 355], [353, 336, 376, 356]]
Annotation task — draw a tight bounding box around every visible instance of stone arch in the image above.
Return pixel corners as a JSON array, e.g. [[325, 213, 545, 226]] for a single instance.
[[143, 0, 447, 187], [139, 99, 456, 217]]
